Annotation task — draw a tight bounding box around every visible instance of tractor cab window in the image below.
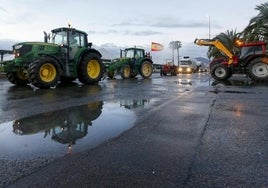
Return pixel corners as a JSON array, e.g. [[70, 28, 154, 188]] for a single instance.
[[240, 45, 263, 59], [135, 50, 144, 58], [69, 32, 83, 59], [125, 50, 135, 58], [69, 33, 80, 47], [69, 32, 86, 47], [51, 31, 68, 45]]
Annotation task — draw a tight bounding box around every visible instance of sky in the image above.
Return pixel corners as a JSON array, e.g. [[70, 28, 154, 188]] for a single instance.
[[0, 0, 267, 62]]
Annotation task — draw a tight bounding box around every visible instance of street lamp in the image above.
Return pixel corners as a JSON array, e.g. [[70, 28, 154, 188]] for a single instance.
[[208, 15, 211, 39], [176, 41, 182, 66]]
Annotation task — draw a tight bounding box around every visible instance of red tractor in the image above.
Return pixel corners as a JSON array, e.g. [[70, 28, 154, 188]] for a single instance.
[[160, 61, 178, 76], [194, 39, 268, 81]]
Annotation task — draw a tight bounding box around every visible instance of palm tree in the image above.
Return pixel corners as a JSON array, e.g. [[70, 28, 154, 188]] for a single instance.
[[207, 30, 240, 59], [242, 2, 268, 42]]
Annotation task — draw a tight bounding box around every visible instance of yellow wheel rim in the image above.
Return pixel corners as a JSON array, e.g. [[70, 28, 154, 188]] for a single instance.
[[142, 63, 152, 77], [39, 63, 56, 82], [87, 60, 100, 79], [124, 66, 131, 77]]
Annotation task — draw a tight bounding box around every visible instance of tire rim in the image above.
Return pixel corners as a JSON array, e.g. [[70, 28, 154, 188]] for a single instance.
[[40, 63, 56, 82], [252, 62, 268, 78], [87, 60, 100, 79], [214, 67, 226, 78], [142, 63, 152, 77], [123, 66, 131, 77]]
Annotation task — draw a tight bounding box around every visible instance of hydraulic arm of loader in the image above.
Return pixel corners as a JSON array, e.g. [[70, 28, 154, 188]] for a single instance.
[[194, 39, 235, 65]]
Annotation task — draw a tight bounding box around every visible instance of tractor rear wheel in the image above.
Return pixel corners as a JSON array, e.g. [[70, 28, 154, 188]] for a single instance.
[[7, 72, 29, 86], [248, 58, 268, 81], [140, 61, 153, 78], [210, 63, 229, 81], [29, 57, 61, 89], [120, 64, 131, 79], [78, 53, 104, 84]]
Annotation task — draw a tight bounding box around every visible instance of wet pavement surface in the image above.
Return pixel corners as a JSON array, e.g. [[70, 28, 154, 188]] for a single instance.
[[0, 73, 267, 187]]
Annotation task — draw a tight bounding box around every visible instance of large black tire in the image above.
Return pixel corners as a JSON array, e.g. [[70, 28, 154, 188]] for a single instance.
[[29, 57, 61, 89], [120, 64, 131, 79], [248, 58, 268, 81], [78, 53, 104, 84], [6, 72, 29, 86], [140, 61, 153, 78], [210, 63, 230, 81]]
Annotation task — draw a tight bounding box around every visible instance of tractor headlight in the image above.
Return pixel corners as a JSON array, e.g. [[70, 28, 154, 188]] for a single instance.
[[178, 67, 182, 72], [12, 44, 32, 58], [187, 68, 191, 72], [14, 44, 23, 50], [13, 44, 23, 58], [14, 52, 20, 58]]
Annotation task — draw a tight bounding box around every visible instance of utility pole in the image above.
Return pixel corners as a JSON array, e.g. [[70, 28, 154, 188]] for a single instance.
[[176, 41, 182, 66]]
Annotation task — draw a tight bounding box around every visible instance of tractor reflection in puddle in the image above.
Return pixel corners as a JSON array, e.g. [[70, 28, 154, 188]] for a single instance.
[[13, 101, 103, 153], [120, 99, 150, 109]]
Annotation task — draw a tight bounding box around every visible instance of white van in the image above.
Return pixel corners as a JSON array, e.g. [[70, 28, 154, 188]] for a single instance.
[[178, 56, 198, 73]]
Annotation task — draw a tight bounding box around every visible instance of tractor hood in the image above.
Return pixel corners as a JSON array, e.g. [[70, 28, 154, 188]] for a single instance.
[[12, 42, 60, 59]]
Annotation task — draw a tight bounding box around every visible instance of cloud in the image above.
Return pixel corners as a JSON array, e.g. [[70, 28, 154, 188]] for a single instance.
[[87, 29, 162, 36], [0, 39, 18, 50], [0, 6, 7, 13], [114, 17, 222, 29], [151, 21, 208, 28], [122, 30, 162, 36]]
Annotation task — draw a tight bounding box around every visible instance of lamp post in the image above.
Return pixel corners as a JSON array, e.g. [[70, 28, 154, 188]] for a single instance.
[[177, 41, 182, 66], [208, 15, 211, 39]]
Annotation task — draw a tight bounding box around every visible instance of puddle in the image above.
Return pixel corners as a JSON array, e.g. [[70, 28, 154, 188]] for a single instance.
[[211, 79, 268, 87], [175, 79, 192, 85], [0, 100, 153, 160]]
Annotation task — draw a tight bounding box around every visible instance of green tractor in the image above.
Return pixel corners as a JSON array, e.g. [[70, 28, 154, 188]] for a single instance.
[[2, 26, 104, 89], [105, 47, 154, 79]]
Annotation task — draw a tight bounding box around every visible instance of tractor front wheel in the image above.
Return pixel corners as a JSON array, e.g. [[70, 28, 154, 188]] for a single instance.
[[78, 53, 104, 84], [7, 72, 29, 86], [248, 58, 268, 81], [29, 57, 61, 89], [210, 63, 230, 81], [140, 61, 153, 78], [120, 64, 131, 79]]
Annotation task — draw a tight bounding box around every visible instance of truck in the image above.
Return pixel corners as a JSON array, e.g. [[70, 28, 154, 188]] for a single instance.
[[178, 56, 198, 73], [194, 38, 268, 81], [105, 47, 153, 79], [1, 25, 105, 89]]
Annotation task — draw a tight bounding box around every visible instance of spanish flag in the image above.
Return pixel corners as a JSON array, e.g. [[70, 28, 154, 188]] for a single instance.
[[151, 42, 164, 51]]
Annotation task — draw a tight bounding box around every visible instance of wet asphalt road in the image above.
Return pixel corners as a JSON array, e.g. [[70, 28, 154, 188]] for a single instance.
[[0, 73, 267, 187]]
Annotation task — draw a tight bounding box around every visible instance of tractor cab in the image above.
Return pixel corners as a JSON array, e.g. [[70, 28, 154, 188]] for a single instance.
[[49, 27, 89, 60], [121, 48, 145, 59], [238, 42, 266, 65]]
